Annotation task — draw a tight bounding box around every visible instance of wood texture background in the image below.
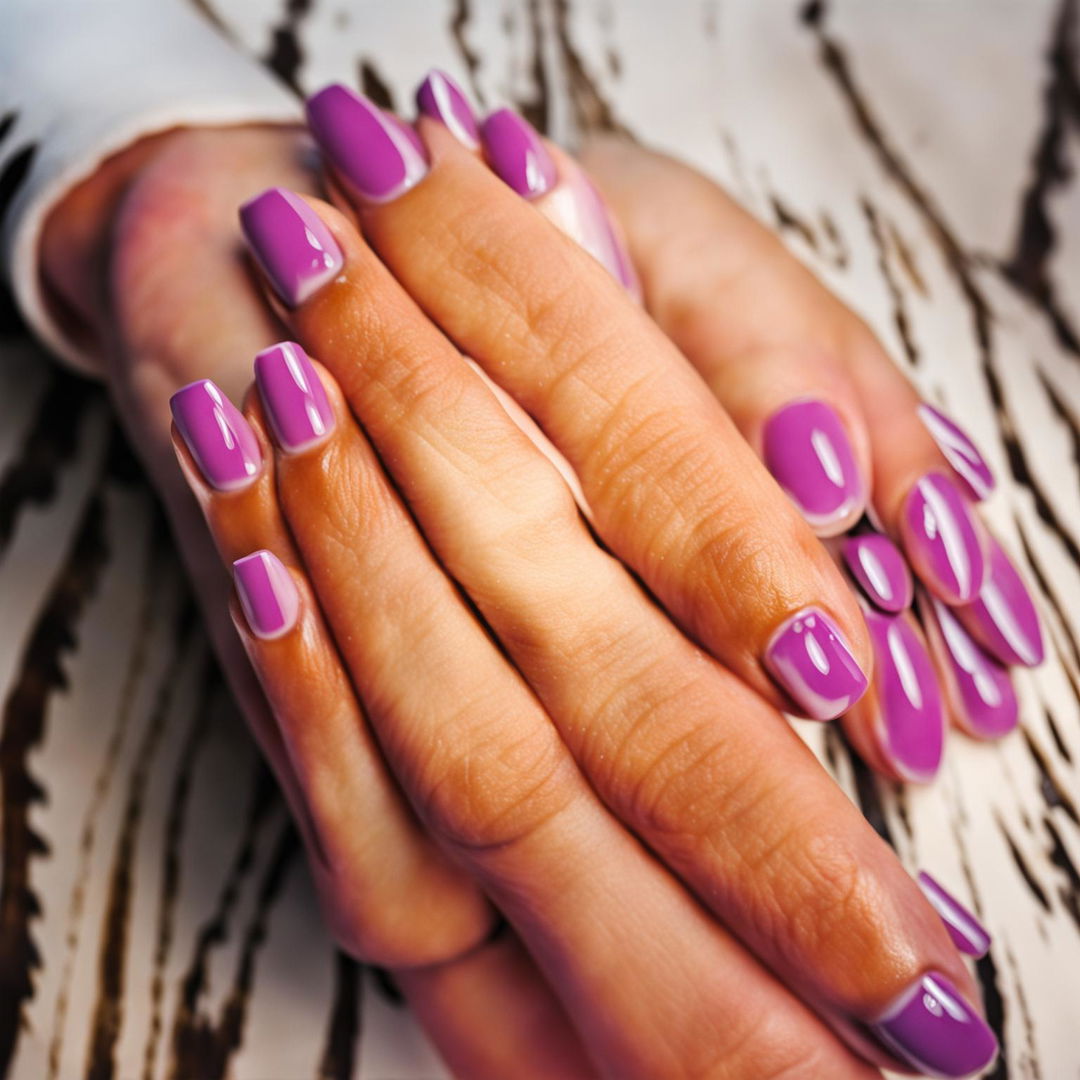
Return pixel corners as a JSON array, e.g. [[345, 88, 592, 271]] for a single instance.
[[1, 1, 1079, 1076]]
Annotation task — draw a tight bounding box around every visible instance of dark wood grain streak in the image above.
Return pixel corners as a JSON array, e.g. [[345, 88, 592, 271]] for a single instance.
[[449, 0, 484, 104], [516, 0, 550, 134], [263, 0, 312, 96], [862, 196, 919, 367], [552, 0, 628, 137], [316, 953, 362, 1080], [976, 950, 1010, 1080], [359, 61, 395, 111], [0, 113, 15, 147], [0, 142, 37, 237]]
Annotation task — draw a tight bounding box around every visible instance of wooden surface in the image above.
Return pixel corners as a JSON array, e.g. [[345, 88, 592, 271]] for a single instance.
[[2, 1, 1080, 1076]]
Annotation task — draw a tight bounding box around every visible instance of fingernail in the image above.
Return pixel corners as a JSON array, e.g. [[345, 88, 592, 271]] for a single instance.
[[926, 597, 1018, 738], [233, 550, 300, 640], [416, 69, 480, 149], [762, 400, 864, 534], [481, 108, 557, 199], [900, 472, 986, 604], [842, 533, 913, 612], [254, 341, 335, 453], [872, 971, 997, 1078], [917, 872, 992, 958], [239, 187, 343, 307], [956, 535, 1044, 668], [764, 607, 868, 721], [306, 84, 429, 203], [170, 380, 261, 491], [864, 608, 945, 783], [918, 404, 995, 502]]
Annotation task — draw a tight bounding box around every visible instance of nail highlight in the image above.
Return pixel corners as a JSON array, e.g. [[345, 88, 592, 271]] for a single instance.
[[416, 69, 480, 149], [764, 607, 868, 721], [306, 84, 429, 202], [170, 380, 261, 491], [762, 400, 864, 534], [872, 971, 997, 1078], [233, 550, 300, 640], [481, 108, 557, 199], [842, 533, 913, 612], [254, 342, 335, 453], [917, 872, 992, 958], [239, 187, 344, 307], [919, 404, 995, 502]]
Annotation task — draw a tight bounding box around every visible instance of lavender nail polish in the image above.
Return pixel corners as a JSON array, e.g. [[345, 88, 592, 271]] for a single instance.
[[917, 872, 992, 958], [900, 472, 986, 604], [842, 533, 913, 612], [239, 187, 344, 307], [233, 550, 300, 640], [864, 608, 945, 783], [254, 342, 335, 453], [927, 597, 1018, 739], [872, 971, 997, 1078], [170, 380, 261, 491], [919, 404, 995, 502], [481, 108, 557, 200], [416, 69, 480, 149], [306, 84, 429, 203], [764, 607, 868, 721], [762, 400, 865, 534], [956, 535, 1044, 668]]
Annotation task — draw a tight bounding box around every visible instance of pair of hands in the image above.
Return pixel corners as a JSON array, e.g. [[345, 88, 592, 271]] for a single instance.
[[42, 71, 1031, 1079]]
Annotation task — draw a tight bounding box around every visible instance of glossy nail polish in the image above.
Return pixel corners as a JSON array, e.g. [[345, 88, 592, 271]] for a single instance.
[[917, 872, 992, 958], [233, 550, 300, 640], [872, 971, 997, 1078], [956, 535, 1044, 668], [762, 400, 864, 534], [864, 608, 945, 783], [170, 380, 261, 491], [254, 342, 335, 453], [919, 404, 995, 502], [239, 187, 344, 307], [306, 84, 429, 202], [842, 533, 913, 612], [900, 472, 986, 604], [926, 597, 1018, 738], [416, 69, 480, 148], [764, 607, 868, 721], [481, 108, 557, 199]]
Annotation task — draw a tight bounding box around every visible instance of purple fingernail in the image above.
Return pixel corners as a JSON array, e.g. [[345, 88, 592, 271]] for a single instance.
[[480, 108, 557, 200], [764, 607, 868, 721], [927, 597, 1018, 739], [842, 533, 913, 612], [917, 872, 992, 958], [956, 535, 1044, 668], [900, 472, 986, 604], [239, 187, 344, 307], [919, 404, 995, 502], [762, 400, 864, 534], [864, 608, 945, 783], [306, 84, 428, 203], [416, 69, 480, 149], [872, 971, 997, 1078], [254, 341, 335, 453], [233, 550, 300, 640], [170, 380, 261, 492]]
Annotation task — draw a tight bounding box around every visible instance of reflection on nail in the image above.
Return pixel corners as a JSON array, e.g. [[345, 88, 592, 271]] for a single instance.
[[919, 404, 995, 502], [170, 380, 262, 492], [481, 108, 557, 199], [917, 872, 992, 958], [842, 533, 913, 612], [254, 342, 335, 454], [416, 69, 480, 148], [234, 550, 300, 640]]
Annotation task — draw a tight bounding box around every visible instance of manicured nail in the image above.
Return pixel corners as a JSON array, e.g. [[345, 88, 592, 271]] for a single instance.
[[917, 872, 992, 958], [919, 404, 995, 502], [762, 400, 864, 534], [254, 342, 335, 453], [306, 84, 428, 203], [481, 108, 557, 199], [239, 187, 344, 307], [170, 380, 261, 491], [900, 472, 986, 604], [842, 533, 913, 612], [864, 608, 945, 782], [764, 607, 868, 721], [926, 597, 1018, 738], [872, 971, 997, 1078], [956, 535, 1044, 668], [416, 69, 480, 149], [233, 550, 300, 640]]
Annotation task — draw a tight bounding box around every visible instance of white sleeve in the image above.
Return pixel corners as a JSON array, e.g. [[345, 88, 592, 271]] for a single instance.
[[0, 0, 303, 374]]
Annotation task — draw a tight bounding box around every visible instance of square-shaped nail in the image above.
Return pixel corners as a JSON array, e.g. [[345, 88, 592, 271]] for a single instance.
[[254, 342, 334, 453], [233, 550, 300, 640], [170, 380, 261, 491], [480, 108, 557, 200]]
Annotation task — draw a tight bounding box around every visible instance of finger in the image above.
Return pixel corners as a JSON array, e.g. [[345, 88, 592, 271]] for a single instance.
[[295, 85, 871, 721]]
